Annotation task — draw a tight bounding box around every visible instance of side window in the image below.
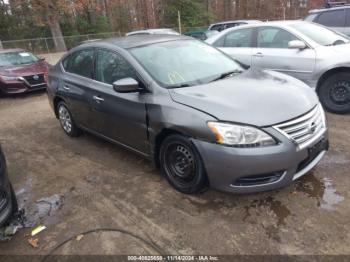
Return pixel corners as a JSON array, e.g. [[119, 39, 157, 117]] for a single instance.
[[318, 10, 346, 27], [96, 49, 137, 85], [63, 49, 94, 78], [224, 29, 253, 48], [257, 27, 298, 48], [347, 9, 350, 27], [211, 24, 223, 32]]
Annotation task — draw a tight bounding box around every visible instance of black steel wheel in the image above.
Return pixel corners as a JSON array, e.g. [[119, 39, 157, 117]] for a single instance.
[[160, 134, 207, 194], [56, 101, 82, 137], [319, 72, 350, 114]]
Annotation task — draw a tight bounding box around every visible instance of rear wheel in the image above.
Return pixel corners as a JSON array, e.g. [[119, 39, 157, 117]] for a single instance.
[[318, 72, 350, 114], [159, 135, 208, 194], [57, 101, 82, 137]]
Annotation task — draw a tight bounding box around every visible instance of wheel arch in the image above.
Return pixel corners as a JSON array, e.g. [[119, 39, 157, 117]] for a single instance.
[[153, 128, 185, 168], [317, 67, 350, 93], [53, 96, 66, 119]]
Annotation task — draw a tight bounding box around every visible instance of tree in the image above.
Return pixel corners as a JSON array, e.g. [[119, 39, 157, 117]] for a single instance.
[[31, 0, 68, 52]]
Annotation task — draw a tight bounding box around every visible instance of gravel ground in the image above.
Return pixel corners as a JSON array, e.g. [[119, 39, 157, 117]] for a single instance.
[[0, 92, 349, 256]]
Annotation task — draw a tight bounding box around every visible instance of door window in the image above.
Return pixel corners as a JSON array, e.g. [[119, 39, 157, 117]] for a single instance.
[[210, 24, 224, 32], [257, 27, 298, 48], [224, 28, 253, 47], [96, 49, 137, 85], [346, 9, 350, 27], [62, 49, 94, 78], [318, 10, 346, 27]]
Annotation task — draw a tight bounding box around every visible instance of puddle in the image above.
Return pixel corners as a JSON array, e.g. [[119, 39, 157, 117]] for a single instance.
[[320, 178, 344, 210], [295, 174, 344, 210], [319, 153, 349, 166], [22, 194, 65, 227], [243, 196, 291, 226]]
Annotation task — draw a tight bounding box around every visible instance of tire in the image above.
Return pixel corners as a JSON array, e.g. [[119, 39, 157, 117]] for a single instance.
[[56, 101, 82, 137], [159, 134, 208, 194], [318, 72, 350, 114], [9, 183, 18, 214]]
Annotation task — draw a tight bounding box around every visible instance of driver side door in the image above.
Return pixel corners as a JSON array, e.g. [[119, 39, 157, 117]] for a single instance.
[[251, 26, 316, 86], [89, 49, 149, 154]]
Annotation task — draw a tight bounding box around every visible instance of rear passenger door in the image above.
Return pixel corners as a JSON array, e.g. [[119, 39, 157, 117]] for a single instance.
[[213, 28, 254, 67], [60, 49, 95, 127]]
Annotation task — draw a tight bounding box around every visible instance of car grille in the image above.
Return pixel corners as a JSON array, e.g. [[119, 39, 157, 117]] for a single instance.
[[22, 74, 45, 87], [274, 104, 326, 149]]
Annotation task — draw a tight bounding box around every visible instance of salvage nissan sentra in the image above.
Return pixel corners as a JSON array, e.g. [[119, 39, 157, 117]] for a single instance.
[[47, 35, 328, 194]]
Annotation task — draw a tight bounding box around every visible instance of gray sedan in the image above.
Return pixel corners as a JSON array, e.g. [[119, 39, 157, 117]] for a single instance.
[[47, 35, 328, 194], [206, 21, 350, 114]]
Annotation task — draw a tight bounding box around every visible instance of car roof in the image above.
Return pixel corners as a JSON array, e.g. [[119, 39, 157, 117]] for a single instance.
[[210, 20, 261, 26], [79, 35, 193, 50], [309, 5, 350, 13], [212, 20, 305, 31], [0, 48, 25, 54], [126, 28, 178, 35]]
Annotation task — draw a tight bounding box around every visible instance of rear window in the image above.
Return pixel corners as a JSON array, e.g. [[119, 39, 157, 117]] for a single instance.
[[317, 10, 346, 27]]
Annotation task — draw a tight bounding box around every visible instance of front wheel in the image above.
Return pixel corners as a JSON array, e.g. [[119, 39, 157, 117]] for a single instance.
[[159, 135, 208, 194], [318, 72, 350, 114]]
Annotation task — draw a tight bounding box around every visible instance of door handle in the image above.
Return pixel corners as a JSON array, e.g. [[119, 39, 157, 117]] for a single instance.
[[63, 85, 70, 90], [93, 95, 105, 103], [253, 52, 264, 58]]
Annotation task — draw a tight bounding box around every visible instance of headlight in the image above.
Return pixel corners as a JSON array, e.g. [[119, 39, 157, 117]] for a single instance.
[[0, 75, 18, 81], [207, 122, 277, 147]]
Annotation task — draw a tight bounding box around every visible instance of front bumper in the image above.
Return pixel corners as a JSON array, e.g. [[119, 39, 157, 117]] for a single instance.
[[0, 80, 46, 95], [192, 127, 328, 194]]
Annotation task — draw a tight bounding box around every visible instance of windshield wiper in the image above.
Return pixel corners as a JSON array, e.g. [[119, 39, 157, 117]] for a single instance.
[[167, 83, 191, 89], [210, 69, 243, 83]]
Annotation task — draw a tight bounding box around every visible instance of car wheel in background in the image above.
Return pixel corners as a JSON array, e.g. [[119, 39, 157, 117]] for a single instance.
[[319, 72, 350, 114], [160, 134, 208, 194], [57, 101, 82, 137]]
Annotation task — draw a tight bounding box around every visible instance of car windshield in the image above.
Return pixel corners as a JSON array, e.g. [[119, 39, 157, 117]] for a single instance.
[[0, 51, 39, 67], [130, 40, 244, 88], [291, 22, 349, 46]]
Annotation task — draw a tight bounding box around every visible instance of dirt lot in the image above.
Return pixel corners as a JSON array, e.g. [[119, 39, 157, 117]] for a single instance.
[[0, 92, 349, 256]]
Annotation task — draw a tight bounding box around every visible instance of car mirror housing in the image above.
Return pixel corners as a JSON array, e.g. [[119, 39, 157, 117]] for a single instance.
[[113, 78, 141, 93], [288, 40, 306, 50]]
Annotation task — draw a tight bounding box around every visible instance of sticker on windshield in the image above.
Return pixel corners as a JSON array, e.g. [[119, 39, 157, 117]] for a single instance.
[[19, 52, 31, 57]]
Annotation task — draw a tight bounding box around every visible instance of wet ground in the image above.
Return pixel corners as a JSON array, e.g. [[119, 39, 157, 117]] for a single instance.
[[0, 92, 349, 255]]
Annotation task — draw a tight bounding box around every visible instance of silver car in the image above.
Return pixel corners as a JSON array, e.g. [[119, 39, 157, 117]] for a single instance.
[[206, 21, 350, 114]]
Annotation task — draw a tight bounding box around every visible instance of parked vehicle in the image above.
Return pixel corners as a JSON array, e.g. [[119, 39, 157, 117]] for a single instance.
[[0, 145, 17, 227], [126, 28, 180, 36], [47, 35, 328, 194], [184, 30, 219, 41], [208, 20, 261, 32], [0, 49, 49, 95], [305, 2, 350, 36], [206, 21, 350, 113]]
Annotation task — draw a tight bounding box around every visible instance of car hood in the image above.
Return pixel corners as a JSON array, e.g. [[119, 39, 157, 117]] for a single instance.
[[0, 61, 48, 77], [169, 69, 318, 127]]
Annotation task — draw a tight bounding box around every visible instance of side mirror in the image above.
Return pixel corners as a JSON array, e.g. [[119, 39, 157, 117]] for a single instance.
[[288, 40, 306, 50], [113, 78, 141, 93]]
